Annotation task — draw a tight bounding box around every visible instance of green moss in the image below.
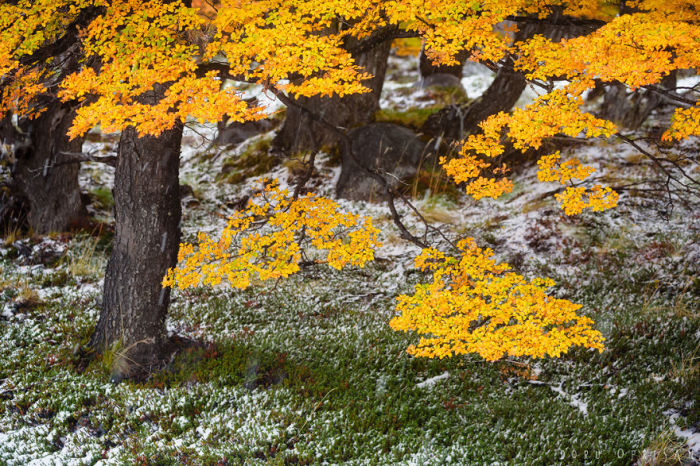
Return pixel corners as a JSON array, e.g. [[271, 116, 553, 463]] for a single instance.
[[217, 137, 280, 185], [40, 270, 71, 287], [375, 107, 443, 130], [425, 85, 469, 106], [88, 186, 114, 212], [150, 342, 305, 391]]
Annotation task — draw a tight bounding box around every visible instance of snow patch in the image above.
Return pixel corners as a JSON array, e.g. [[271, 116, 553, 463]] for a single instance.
[[665, 409, 700, 458], [416, 371, 449, 389]]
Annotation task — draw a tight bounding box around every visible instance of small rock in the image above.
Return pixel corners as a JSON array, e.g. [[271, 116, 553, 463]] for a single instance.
[[418, 73, 466, 92], [215, 118, 278, 148], [336, 123, 430, 202]]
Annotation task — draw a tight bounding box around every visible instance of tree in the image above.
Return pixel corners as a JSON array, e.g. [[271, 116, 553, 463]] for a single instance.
[[273, 32, 392, 153], [91, 96, 184, 378], [1, 99, 91, 234], [2, 0, 698, 376], [1, 0, 378, 378], [0, 4, 95, 234]]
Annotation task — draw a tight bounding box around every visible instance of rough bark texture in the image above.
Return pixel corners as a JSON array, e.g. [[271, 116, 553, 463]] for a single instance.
[[596, 73, 677, 130], [419, 47, 467, 79], [0, 101, 88, 234], [0, 115, 29, 233], [273, 39, 392, 153], [420, 20, 582, 142], [91, 112, 182, 380]]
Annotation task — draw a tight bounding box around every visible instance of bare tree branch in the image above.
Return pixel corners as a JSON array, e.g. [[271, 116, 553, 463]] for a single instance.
[[57, 150, 117, 167], [267, 85, 460, 251]]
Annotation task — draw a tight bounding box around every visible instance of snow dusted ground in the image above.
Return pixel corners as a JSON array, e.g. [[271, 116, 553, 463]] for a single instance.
[[0, 51, 698, 464]]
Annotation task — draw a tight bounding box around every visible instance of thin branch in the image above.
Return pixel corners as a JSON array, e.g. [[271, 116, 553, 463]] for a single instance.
[[617, 134, 700, 190], [642, 85, 696, 107], [56, 150, 117, 167], [268, 85, 434, 249]]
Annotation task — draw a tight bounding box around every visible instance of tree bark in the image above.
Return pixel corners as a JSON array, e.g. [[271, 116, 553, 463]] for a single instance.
[[419, 47, 468, 79], [0, 100, 88, 234], [596, 72, 677, 130], [421, 20, 581, 142], [91, 110, 182, 380], [273, 39, 392, 153], [421, 58, 527, 142]]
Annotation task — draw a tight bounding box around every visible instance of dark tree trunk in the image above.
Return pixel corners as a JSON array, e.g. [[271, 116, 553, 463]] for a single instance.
[[421, 58, 527, 141], [91, 114, 182, 380], [597, 72, 677, 130], [0, 100, 88, 234], [0, 114, 29, 233], [421, 20, 586, 142], [419, 47, 467, 79], [273, 39, 392, 153]]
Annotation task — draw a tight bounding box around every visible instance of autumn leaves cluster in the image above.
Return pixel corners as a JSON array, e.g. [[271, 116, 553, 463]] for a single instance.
[[162, 179, 381, 290], [389, 239, 605, 361]]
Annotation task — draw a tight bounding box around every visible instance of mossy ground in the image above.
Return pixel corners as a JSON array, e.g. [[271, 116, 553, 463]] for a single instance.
[[0, 207, 697, 464], [216, 137, 279, 185], [374, 107, 443, 131], [1, 55, 698, 465]]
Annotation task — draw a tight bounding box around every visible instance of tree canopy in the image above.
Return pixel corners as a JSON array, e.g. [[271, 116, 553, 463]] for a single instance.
[[1, 0, 698, 363]]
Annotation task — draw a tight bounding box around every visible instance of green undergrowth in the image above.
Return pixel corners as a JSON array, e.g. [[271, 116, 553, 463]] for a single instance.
[[88, 187, 114, 212], [375, 107, 442, 131], [0, 239, 698, 463], [217, 137, 279, 185]]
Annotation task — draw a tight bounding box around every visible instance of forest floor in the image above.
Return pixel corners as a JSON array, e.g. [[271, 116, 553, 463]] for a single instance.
[[0, 53, 699, 465]]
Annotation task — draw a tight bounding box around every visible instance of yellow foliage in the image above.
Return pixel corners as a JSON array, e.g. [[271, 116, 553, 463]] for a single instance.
[[552, 185, 618, 216], [536, 151, 615, 215], [0, 67, 46, 119], [663, 104, 700, 141], [443, 87, 620, 214], [392, 38, 422, 57], [390, 238, 605, 361], [163, 179, 381, 290], [1, 0, 697, 145]]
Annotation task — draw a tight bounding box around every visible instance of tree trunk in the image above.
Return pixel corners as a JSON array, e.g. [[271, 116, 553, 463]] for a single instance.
[[597, 72, 677, 130], [458, 61, 527, 133], [421, 20, 585, 142], [273, 39, 392, 153], [421, 58, 527, 142], [419, 47, 467, 79], [0, 100, 88, 234], [91, 115, 182, 380]]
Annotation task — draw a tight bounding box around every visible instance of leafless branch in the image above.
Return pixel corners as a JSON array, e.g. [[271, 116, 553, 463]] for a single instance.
[[267, 85, 459, 251], [617, 134, 700, 190], [56, 150, 117, 167]]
